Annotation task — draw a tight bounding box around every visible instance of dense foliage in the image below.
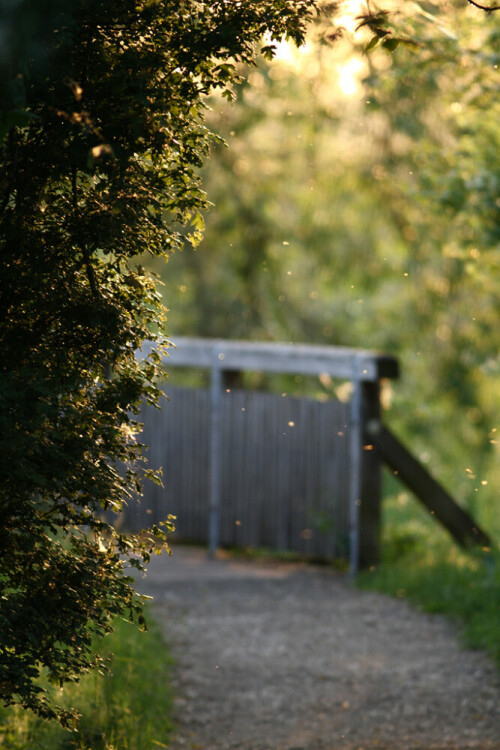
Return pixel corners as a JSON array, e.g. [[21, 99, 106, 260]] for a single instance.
[[0, 0, 317, 726]]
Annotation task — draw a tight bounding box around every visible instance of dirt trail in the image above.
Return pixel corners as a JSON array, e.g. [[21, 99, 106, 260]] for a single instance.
[[139, 546, 500, 750]]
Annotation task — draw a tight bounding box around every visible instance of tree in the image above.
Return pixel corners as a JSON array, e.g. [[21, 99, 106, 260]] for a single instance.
[[0, 0, 318, 726]]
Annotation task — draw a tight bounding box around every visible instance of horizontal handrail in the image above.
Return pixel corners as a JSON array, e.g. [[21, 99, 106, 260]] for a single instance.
[[140, 337, 399, 382]]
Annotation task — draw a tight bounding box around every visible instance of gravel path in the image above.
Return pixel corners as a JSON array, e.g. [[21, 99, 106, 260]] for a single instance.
[[139, 546, 500, 750]]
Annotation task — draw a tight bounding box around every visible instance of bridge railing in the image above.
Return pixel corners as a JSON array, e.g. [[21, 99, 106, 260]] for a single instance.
[[128, 337, 491, 572], [132, 338, 399, 574]]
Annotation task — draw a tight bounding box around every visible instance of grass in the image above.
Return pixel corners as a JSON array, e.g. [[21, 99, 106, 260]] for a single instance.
[[0, 612, 174, 750], [358, 486, 500, 666]]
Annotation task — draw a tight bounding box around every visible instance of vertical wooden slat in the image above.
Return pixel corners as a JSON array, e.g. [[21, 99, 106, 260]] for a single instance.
[[275, 395, 289, 551], [338, 403, 351, 559], [248, 390, 264, 547], [208, 366, 223, 558]]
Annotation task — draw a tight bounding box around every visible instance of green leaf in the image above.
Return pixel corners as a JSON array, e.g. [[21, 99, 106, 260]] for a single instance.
[[365, 35, 380, 52], [383, 37, 400, 52]]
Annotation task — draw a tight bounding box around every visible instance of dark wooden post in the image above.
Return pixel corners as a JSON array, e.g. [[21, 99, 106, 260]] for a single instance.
[[358, 380, 382, 569], [349, 375, 382, 574]]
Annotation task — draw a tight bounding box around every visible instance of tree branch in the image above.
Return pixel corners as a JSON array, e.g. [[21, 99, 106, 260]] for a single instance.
[[72, 165, 99, 297], [466, 0, 500, 10]]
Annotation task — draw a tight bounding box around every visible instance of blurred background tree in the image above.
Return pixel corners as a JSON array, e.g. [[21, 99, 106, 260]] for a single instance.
[[147, 1, 500, 539]]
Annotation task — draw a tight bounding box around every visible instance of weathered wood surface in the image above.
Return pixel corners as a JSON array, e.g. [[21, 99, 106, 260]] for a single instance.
[[124, 387, 352, 560], [139, 337, 399, 381]]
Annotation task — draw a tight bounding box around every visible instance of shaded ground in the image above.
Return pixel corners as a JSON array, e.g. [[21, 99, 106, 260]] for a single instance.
[[139, 546, 500, 750]]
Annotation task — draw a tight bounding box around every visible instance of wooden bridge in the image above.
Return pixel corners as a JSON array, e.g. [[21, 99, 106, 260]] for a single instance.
[[121, 338, 490, 574]]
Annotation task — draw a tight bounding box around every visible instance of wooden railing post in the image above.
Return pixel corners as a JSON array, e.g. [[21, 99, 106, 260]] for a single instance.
[[358, 380, 382, 570], [349, 373, 362, 577], [349, 367, 383, 575]]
